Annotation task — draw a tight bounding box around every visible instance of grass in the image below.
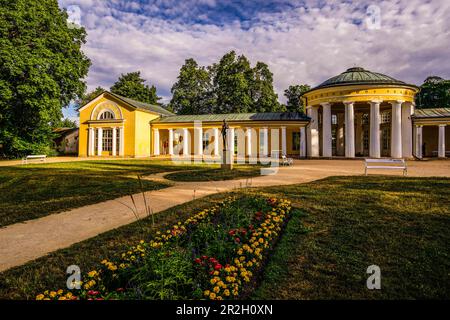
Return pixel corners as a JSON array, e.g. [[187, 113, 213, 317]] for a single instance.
[[0, 160, 262, 227], [253, 176, 450, 299], [164, 165, 264, 182], [0, 176, 449, 299]]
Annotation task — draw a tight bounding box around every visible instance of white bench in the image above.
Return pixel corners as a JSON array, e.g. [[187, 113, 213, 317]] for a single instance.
[[364, 159, 407, 176], [281, 154, 293, 166], [22, 155, 47, 165], [271, 150, 293, 166]]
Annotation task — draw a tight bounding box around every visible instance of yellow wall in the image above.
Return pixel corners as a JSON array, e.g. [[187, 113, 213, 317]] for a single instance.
[[302, 84, 419, 107], [135, 111, 159, 157], [78, 93, 159, 157]]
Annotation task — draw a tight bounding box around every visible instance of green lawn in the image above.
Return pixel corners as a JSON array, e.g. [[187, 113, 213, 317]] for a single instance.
[[1, 176, 449, 299], [164, 165, 263, 182], [0, 160, 265, 228]]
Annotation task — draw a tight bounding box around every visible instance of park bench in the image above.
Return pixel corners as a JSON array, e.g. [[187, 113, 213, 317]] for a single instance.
[[364, 158, 407, 176], [22, 154, 47, 165], [271, 150, 293, 166], [281, 154, 294, 166]]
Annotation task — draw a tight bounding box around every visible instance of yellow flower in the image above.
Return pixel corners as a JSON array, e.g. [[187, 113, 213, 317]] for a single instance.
[[57, 289, 63, 295], [36, 294, 44, 300], [213, 286, 220, 293], [209, 292, 216, 300], [223, 289, 230, 296], [49, 291, 56, 298], [88, 270, 98, 278], [204, 290, 210, 297]]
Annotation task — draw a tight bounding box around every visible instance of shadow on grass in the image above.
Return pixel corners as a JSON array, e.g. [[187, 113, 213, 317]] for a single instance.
[[253, 176, 450, 299]]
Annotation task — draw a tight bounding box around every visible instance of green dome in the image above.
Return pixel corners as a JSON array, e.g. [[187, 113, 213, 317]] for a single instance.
[[313, 67, 409, 90]]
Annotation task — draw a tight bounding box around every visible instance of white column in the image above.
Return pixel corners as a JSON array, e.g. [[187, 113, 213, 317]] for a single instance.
[[153, 128, 160, 156], [321, 103, 332, 157], [390, 100, 403, 158], [344, 101, 355, 158], [228, 127, 235, 153], [281, 126, 287, 155], [88, 127, 94, 156], [97, 127, 103, 156], [415, 125, 423, 158], [119, 127, 124, 156], [112, 127, 117, 156], [213, 128, 219, 156], [300, 126, 306, 158], [402, 103, 413, 158], [438, 124, 446, 158], [168, 129, 174, 155], [370, 101, 381, 158], [195, 126, 203, 156], [259, 127, 268, 157], [182, 128, 189, 156], [306, 106, 319, 157], [246, 128, 252, 157]]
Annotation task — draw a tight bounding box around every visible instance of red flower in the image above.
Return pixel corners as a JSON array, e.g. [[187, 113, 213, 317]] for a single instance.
[[235, 237, 240, 243], [194, 258, 202, 264], [214, 264, 222, 270], [116, 288, 124, 292], [87, 290, 99, 296], [228, 230, 236, 236], [201, 255, 208, 260]]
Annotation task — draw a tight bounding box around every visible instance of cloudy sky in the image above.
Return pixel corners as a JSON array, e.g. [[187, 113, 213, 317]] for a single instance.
[[60, 0, 450, 120]]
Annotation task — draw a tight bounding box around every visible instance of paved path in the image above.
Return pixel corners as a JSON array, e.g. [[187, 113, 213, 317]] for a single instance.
[[1, 159, 449, 272]]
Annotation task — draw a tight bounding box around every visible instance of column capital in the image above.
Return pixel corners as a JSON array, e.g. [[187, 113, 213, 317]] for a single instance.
[[280, 125, 287, 129], [415, 124, 423, 128], [343, 101, 354, 105], [320, 102, 331, 107], [370, 100, 382, 104], [439, 124, 447, 127], [389, 100, 405, 106]]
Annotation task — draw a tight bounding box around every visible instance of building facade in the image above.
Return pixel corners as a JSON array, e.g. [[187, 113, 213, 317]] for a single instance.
[[78, 68, 450, 159]]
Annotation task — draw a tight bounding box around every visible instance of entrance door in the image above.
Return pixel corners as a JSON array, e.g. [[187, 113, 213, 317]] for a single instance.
[[363, 128, 370, 156], [381, 126, 390, 157], [102, 128, 113, 155]]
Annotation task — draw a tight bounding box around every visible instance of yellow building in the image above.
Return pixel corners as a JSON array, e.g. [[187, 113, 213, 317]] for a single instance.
[[78, 68, 450, 159], [78, 91, 173, 157]]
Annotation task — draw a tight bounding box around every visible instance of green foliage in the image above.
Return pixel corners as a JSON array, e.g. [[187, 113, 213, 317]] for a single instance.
[[0, 0, 90, 158], [77, 86, 106, 108], [111, 71, 161, 105], [415, 76, 450, 109], [169, 51, 281, 114], [284, 84, 311, 113], [169, 59, 214, 114], [54, 118, 77, 129], [128, 246, 194, 300]]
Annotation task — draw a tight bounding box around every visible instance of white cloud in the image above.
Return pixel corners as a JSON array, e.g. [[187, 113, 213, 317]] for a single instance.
[[60, 0, 450, 104]]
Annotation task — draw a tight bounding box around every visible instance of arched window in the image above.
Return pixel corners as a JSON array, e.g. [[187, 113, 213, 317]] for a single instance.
[[98, 110, 114, 120]]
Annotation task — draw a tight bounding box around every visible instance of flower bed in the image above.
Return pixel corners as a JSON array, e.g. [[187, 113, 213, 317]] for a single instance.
[[36, 195, 292, 300]]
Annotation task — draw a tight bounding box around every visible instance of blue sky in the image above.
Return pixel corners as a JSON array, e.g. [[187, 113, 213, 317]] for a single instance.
[[60, 0, 450, 122]]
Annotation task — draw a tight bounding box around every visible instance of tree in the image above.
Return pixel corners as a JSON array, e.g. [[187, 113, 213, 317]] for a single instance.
[[110, 71, 161, 105], [250, 62, 282, 112], [284, 84, 311, 113], [415, 76, 450, 109], [213, 51, 254, 113], [169, 59, 214, 114], [0, 0, 90, 157], [57, 118, 78, 128], [77, 86, 106, 107]]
